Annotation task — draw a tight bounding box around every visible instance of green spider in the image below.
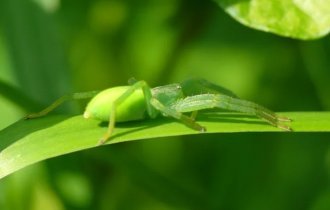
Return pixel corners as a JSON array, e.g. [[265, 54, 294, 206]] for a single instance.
[[26, 78, 291, 145]]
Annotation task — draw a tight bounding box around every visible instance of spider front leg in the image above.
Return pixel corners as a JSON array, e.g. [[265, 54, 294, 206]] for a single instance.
[[171, 94, 292, 131], [190, 111, 198, 121], [221, 96, 292, 130], [150, 98, 206, 132], [98, 81, 158, 145]]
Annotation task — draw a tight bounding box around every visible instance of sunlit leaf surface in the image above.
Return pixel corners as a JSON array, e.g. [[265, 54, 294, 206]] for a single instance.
[[1, 112, 330, 179], [215, 0, 330, 39]]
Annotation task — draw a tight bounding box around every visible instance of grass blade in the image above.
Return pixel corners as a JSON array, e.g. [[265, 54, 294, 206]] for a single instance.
[[0, 112, 330, 179]]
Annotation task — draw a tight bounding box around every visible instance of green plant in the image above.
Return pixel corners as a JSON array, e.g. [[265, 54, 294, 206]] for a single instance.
[[1, 112, 330, 179], [1, 0, 330, 180], [0, 0, 330, 209]]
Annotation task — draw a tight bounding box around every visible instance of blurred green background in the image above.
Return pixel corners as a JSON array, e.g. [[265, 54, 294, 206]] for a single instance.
[[1, 0, 330, 209]]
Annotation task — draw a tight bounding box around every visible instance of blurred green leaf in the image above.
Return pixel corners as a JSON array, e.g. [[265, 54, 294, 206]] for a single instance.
[[0, 112, 330, 180], [0, 80, 40, 112], [0, 0, 71, 103], [215, 0, 330, 39]]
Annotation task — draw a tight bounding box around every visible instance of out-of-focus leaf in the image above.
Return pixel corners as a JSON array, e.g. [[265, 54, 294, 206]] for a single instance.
[[0, 0, 71, 103], [0, 80, 40, 112], [215, 0, 330, 39]]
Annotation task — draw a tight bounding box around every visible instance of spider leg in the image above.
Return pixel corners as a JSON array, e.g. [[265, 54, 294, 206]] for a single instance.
[[171, 94, 291, 131], [190, 111, 198, 121], [180, 78, 238, 98], [180, 78, 291, 123], [150, 98, 206, 132], [25, 91, 100, 119], [98, 80, 159, 145]]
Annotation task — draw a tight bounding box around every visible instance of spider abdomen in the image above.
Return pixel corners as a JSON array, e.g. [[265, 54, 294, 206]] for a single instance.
[[84, 86, 147, 122]]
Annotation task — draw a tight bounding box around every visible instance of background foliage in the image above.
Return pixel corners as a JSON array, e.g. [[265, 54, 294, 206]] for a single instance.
[[0, 0, 330, 209]]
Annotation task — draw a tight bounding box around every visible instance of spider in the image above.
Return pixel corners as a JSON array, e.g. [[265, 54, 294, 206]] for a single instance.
[[26, 78, 291, 145]]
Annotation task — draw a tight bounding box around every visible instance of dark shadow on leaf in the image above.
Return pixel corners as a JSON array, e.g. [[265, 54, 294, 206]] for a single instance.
[[198, 112, 269, 126], [98, 111, 270, 142], [98, 118, 173, 142], [0, 115, 70, 151]]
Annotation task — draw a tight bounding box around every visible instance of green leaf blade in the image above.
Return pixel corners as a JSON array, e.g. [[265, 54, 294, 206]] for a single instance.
[[1, 112, 330, 179], [215, 0, 330, 39]]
